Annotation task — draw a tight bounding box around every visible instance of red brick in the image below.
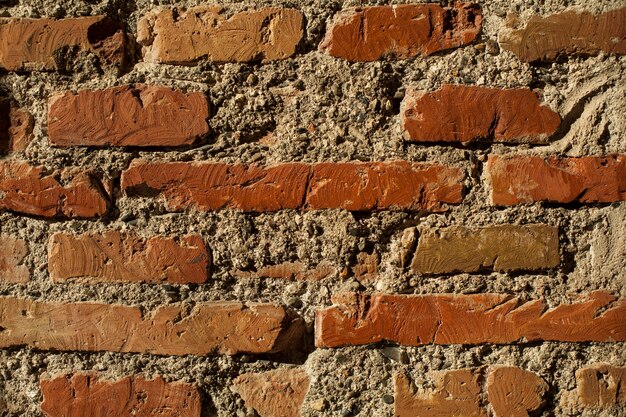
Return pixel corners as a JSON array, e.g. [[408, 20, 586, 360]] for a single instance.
[[0, 235, 29, 283], [48, 85, 210, 148], [500, 7, 626, 62], [41, 373, 201, 417], [0, 16, 123, 71], [319, 3, 482, 61], [575, 364, 626, 407], [487, 367, 548, 417], [121, 161, 463, 212], [0, 161, 109, 218], [394, 369, 486, 417], [231, 369, 309, 417], [315, 291, 626, 348], [0, 297, 304, 356], [233, 261, 336, 281], [138, 7, 303, 64], [48, 231, 209, 284], [402, 86, 560, 143], [488, 155, 626, 205], [410, 224, 559, 274], [8, 108, 34, 152]]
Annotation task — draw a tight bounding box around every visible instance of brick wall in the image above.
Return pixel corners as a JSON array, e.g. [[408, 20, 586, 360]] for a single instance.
[[0, 1, 625, 416]]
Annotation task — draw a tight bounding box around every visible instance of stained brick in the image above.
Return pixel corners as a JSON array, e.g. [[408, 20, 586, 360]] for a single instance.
[[487, 367, 548, 417], [500, 7, 626, 62], [0, 297, 304, 356], [0, 161, 109, 218], [0, 235, 29, 283], [575, 364, 626, 407], [402, 86, 560, 143], [394, 370, 486, 417], [319, 3, 482, 61], [48, 85, 210, 148], [0, 98, 10, 154], [48, 231, 210, 284], [231, 369, 310, 417], [0, 16, 123, 71], [121, 161, 463, 212], [138, 7, 303, 64], [410, 224, 559, 274], [488, 155, 626, 205], [315, 291, 626, 348], [41, 373, 201, 417]]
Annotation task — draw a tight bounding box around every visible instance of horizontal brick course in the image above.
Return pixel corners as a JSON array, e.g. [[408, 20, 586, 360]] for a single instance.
[[138, 7, 303, 64], [121, 161, 463, 212], [48, 85, 210, 148], [48, 231, 210, 284], [319, 3, 482, 61], [316, 291, 626, 348], [41, 373, 201, 417], [488, 154, 626, 205], [0, 297, 304, 355]]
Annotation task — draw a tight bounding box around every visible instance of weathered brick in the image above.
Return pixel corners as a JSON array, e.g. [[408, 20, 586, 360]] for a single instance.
[[319, 3, 482, 61], [48, 85, 209, 148], [0, 235, 29, 283], [394, 369, 485, 417], [575, 364, 626, 407], [488, 155, 626, 205], [138, 7, 303, 64], [487, 367, 548, 417], [0, 297, 304, 356], [231, 369, 310, 417], [402, 86, 560, 143], [0, 16, 123, 71], [8, 108, 34, 152], [0, 98, 10, 154], [0, 161, 109, 218], [41, 373, 201, 417], [121, 161, 463, 212], [233, 261, 336, 281], [410, 224, 559, 274], [315, 291, 626, 348], [48, 231, 210, 284], [500, 7, 626, 62]]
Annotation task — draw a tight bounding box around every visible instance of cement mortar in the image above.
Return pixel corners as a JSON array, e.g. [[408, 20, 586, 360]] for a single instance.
[[0, 0, 625, 415]]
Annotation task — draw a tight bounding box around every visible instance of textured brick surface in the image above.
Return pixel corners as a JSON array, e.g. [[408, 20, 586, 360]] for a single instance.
[[319, 3, 482, 61], [138, 7, 303, 64], [0, 16, 123, 71], [500, 7, 626, 62], [231, 369, 310, 417], [487, 367, 548, 417], [410, 224, 559, 274], [316, 291, 626, 347], [0, 161, 108, 218], [122, 161, 463, 212], [0, 297, 304, 355], [0, 235, 29, 283], [48, 85, 210, 147], [402, 85, 560, 143], [575, 364, 626, 407], [48, 231, 210, 284], [488, 155, 626, 205], [41, 373, 201, 417]]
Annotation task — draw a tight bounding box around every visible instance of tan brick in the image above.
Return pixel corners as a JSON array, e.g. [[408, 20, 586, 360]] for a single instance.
[[500, 7, 626, 62], [488, 155, 626, 205], [0, 297, 304, 356], [121, 161, 463, 212], [402, 86, 560, 143], [575, 364, 626, 407], [410, 224, 559, 274], [487, 367, 548, 417], [48, 231, 210, 284], [8, 108, 34, 152], [0, 235, 29, 283], [41, 373, 201, 417], [394, 370, 486, 417], [319, 3, 482, 61], [0, 16, 123, 71], [0, 161, 109, 218], [231, 368, 310, 417], [315, 291, 626, 348], [138, 7, 303, 64], [48, 85, 210, 147]]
